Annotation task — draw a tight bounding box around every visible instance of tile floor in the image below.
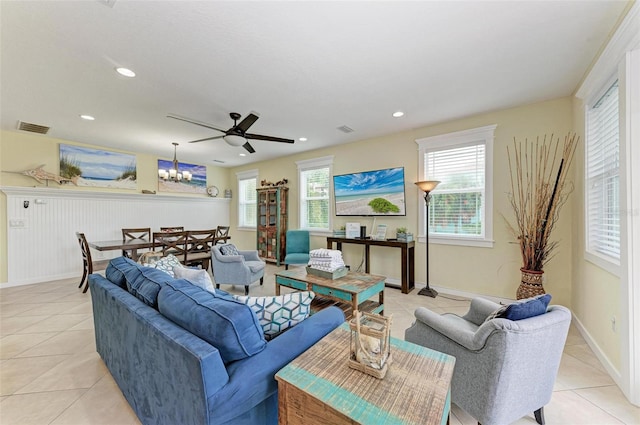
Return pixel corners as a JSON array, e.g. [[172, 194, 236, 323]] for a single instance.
[[1, 264, 639, 425]]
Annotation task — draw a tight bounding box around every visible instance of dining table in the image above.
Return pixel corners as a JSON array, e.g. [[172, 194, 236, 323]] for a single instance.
[[88, 238, 154, 262], [88, 233, 231, 262]]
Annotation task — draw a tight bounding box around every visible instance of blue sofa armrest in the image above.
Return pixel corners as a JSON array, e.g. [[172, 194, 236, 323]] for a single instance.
[[208, 306, 344, 422]]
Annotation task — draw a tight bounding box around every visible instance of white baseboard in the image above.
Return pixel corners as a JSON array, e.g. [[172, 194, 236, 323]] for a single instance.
[[571, 315, 623, 386], [1, 272, 80, 288]]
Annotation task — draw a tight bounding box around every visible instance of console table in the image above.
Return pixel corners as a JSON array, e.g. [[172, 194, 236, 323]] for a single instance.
[[326, 237, 415, 294]]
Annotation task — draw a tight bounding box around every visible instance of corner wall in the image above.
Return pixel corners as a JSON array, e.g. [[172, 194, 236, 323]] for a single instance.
[[230, 97, 575, 306]]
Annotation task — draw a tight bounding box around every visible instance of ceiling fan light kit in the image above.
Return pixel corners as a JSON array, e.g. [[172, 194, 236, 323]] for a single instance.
[[167, 111, 295, 154], [223, 134, 247, 146]]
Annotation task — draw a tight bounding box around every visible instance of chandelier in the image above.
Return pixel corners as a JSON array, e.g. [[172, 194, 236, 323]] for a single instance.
[[158, 142, 192, 182]]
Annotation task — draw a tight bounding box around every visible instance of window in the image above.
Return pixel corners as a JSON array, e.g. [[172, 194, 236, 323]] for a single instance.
[[586, 81, 620, 265], [236, 169, 258, 228], [416, 125, 495, 247], [296, 156, 333, 232]]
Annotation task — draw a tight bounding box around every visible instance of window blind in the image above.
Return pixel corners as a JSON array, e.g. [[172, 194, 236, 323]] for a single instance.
[[424, 143, 485, 237], [300, 167, 330, 229], [587, 81, 620, 260], [238, 177, 257, 227]]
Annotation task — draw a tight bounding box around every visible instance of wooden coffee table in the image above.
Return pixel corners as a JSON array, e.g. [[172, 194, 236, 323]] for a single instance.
[[275, 325, 455, 425], [274, 269, 385, 319]]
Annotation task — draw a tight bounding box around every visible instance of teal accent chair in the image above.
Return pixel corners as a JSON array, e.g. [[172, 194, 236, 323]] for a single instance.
[[284, 230, 310, 270]]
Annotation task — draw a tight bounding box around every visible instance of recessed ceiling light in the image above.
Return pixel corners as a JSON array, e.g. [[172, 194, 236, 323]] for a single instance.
[[80, 114, 95, 120], [239, 153, 247, 157], [392, 111, 404, 118], [115, 67, 136, 77], [299, 137, 307, 142]]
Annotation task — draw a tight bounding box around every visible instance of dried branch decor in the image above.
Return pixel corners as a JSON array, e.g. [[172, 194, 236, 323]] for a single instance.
[[506, 133, 578, 272]]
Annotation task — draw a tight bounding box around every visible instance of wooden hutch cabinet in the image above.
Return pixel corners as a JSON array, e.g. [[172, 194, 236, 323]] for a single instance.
[[256, 186, 288, 265]]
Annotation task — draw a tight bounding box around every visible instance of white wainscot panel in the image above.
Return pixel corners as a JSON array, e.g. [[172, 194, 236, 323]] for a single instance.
[[1, 187, 230, 285]]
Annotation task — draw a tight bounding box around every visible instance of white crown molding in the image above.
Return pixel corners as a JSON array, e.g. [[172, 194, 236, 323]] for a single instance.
[[0, 186, 230, 204], [576, 2, 640, 100]]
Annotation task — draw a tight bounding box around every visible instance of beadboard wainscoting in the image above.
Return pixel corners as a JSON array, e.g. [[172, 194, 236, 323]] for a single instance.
[[1, 187, 230, 285]]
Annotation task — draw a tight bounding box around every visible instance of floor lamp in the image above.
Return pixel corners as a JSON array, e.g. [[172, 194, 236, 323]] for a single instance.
[[415, 180, 440, 297]]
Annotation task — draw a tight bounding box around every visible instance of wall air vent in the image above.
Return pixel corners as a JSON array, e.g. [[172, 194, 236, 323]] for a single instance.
[[17, 121, 50, 134]]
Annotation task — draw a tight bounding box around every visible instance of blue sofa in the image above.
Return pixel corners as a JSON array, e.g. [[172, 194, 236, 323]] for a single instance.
[[89, 257, 344, 425]]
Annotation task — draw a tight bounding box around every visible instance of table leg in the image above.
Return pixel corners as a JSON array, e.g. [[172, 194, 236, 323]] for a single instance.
[[365, 246, 370, 273], [408, 245, 415, 292], [400, 246, 408, 293], [379, 288, 384, 316], [275, 282, 281, 296]]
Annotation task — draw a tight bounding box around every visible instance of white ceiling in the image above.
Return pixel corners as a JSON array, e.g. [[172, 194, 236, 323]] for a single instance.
[[0, 0, 629, 167]]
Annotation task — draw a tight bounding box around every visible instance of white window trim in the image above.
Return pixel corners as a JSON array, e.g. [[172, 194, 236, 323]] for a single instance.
[[236, 169, 258, 231], [416, 125, 496, 248], [583, 76, 622, 277], [296, 155, 334, 235]]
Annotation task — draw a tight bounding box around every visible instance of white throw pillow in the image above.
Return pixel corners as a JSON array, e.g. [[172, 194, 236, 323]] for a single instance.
[[233, 291, 315, 337], [174, 267, 215, 293]]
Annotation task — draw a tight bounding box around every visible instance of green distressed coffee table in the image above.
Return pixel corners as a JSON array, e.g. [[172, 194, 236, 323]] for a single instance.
[[274, 269, 385, 319], [276, 325, 455, 425]]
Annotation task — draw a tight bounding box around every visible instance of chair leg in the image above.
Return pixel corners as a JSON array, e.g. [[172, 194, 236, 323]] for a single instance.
[[260, 277, 264, 285], [78, 263, 88, 289], [534, 407, 545, 425], [285, 264, 289, 270], [244, 285, 249, 296], [216, 284, 220, 290]]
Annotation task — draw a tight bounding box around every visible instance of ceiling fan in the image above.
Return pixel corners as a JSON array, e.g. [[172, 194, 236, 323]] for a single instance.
[[167, 111, 294, 154]]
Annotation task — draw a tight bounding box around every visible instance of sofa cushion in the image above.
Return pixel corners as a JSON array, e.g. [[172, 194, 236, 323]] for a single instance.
[[157, 279, 266, 364], [105, 256, 137, 289], [233, 291, 314, 337], [173, 267, 215, 293], [219, 244, 239, 256], [143, 253, 183, 277], [123, 263, 174, 308], [486, 294, 552, 322]]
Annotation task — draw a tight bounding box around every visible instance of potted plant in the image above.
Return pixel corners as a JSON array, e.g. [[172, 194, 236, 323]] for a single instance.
[[396, 227, 413, 242], [505, 133, 578, 299]]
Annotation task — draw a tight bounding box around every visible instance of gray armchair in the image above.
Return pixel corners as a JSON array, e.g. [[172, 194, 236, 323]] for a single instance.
[[211, 244, 265, 295], [405, 297, 571, 425]]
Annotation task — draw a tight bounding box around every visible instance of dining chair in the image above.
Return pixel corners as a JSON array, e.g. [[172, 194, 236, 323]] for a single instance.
[[215, 226, 231, 244], [76, 232, 110, 293], [153, 231, 188, 263], [185, 229, 216, 271], [121, 227, 151, 258], [160, 226, 184, 232]]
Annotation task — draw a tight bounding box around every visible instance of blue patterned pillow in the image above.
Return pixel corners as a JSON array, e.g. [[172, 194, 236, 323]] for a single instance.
[[219, 244, 239, 256], [143, 254, 182, 277], [496, 294, 552, 321], [234, 291, 315, 337]]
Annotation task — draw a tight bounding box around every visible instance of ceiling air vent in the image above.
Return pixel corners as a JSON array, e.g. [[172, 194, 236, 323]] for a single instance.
[[337, 125, 354, 133], [17, 121, 50, 134], [212, 159, 226, 164]]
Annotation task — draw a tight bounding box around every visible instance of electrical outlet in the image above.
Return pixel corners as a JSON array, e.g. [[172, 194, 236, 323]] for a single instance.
[[611, 316, 616, 332], [9, 219, 26, 228]]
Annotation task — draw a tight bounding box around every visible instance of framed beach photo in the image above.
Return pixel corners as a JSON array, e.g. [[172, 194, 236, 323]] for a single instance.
[[59, 144, 137, 189], [157, 160, 207, 194]]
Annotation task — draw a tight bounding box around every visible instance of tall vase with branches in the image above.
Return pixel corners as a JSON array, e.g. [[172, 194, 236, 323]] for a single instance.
[[506, 133, 578, 299]]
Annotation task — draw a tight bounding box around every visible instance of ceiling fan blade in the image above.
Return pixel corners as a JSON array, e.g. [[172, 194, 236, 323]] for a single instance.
[[242, 142, 256, 154], [188, 135, 225, 143], [167, 114, 227, 133], [245, 133, 295, 144], [235, 112, 260, 133]]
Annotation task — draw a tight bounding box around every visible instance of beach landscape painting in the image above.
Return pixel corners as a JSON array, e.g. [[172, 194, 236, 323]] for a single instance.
[[59, 144, 136, 189], [157, 160, 207, 194], [333, 167, 406, 216]]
